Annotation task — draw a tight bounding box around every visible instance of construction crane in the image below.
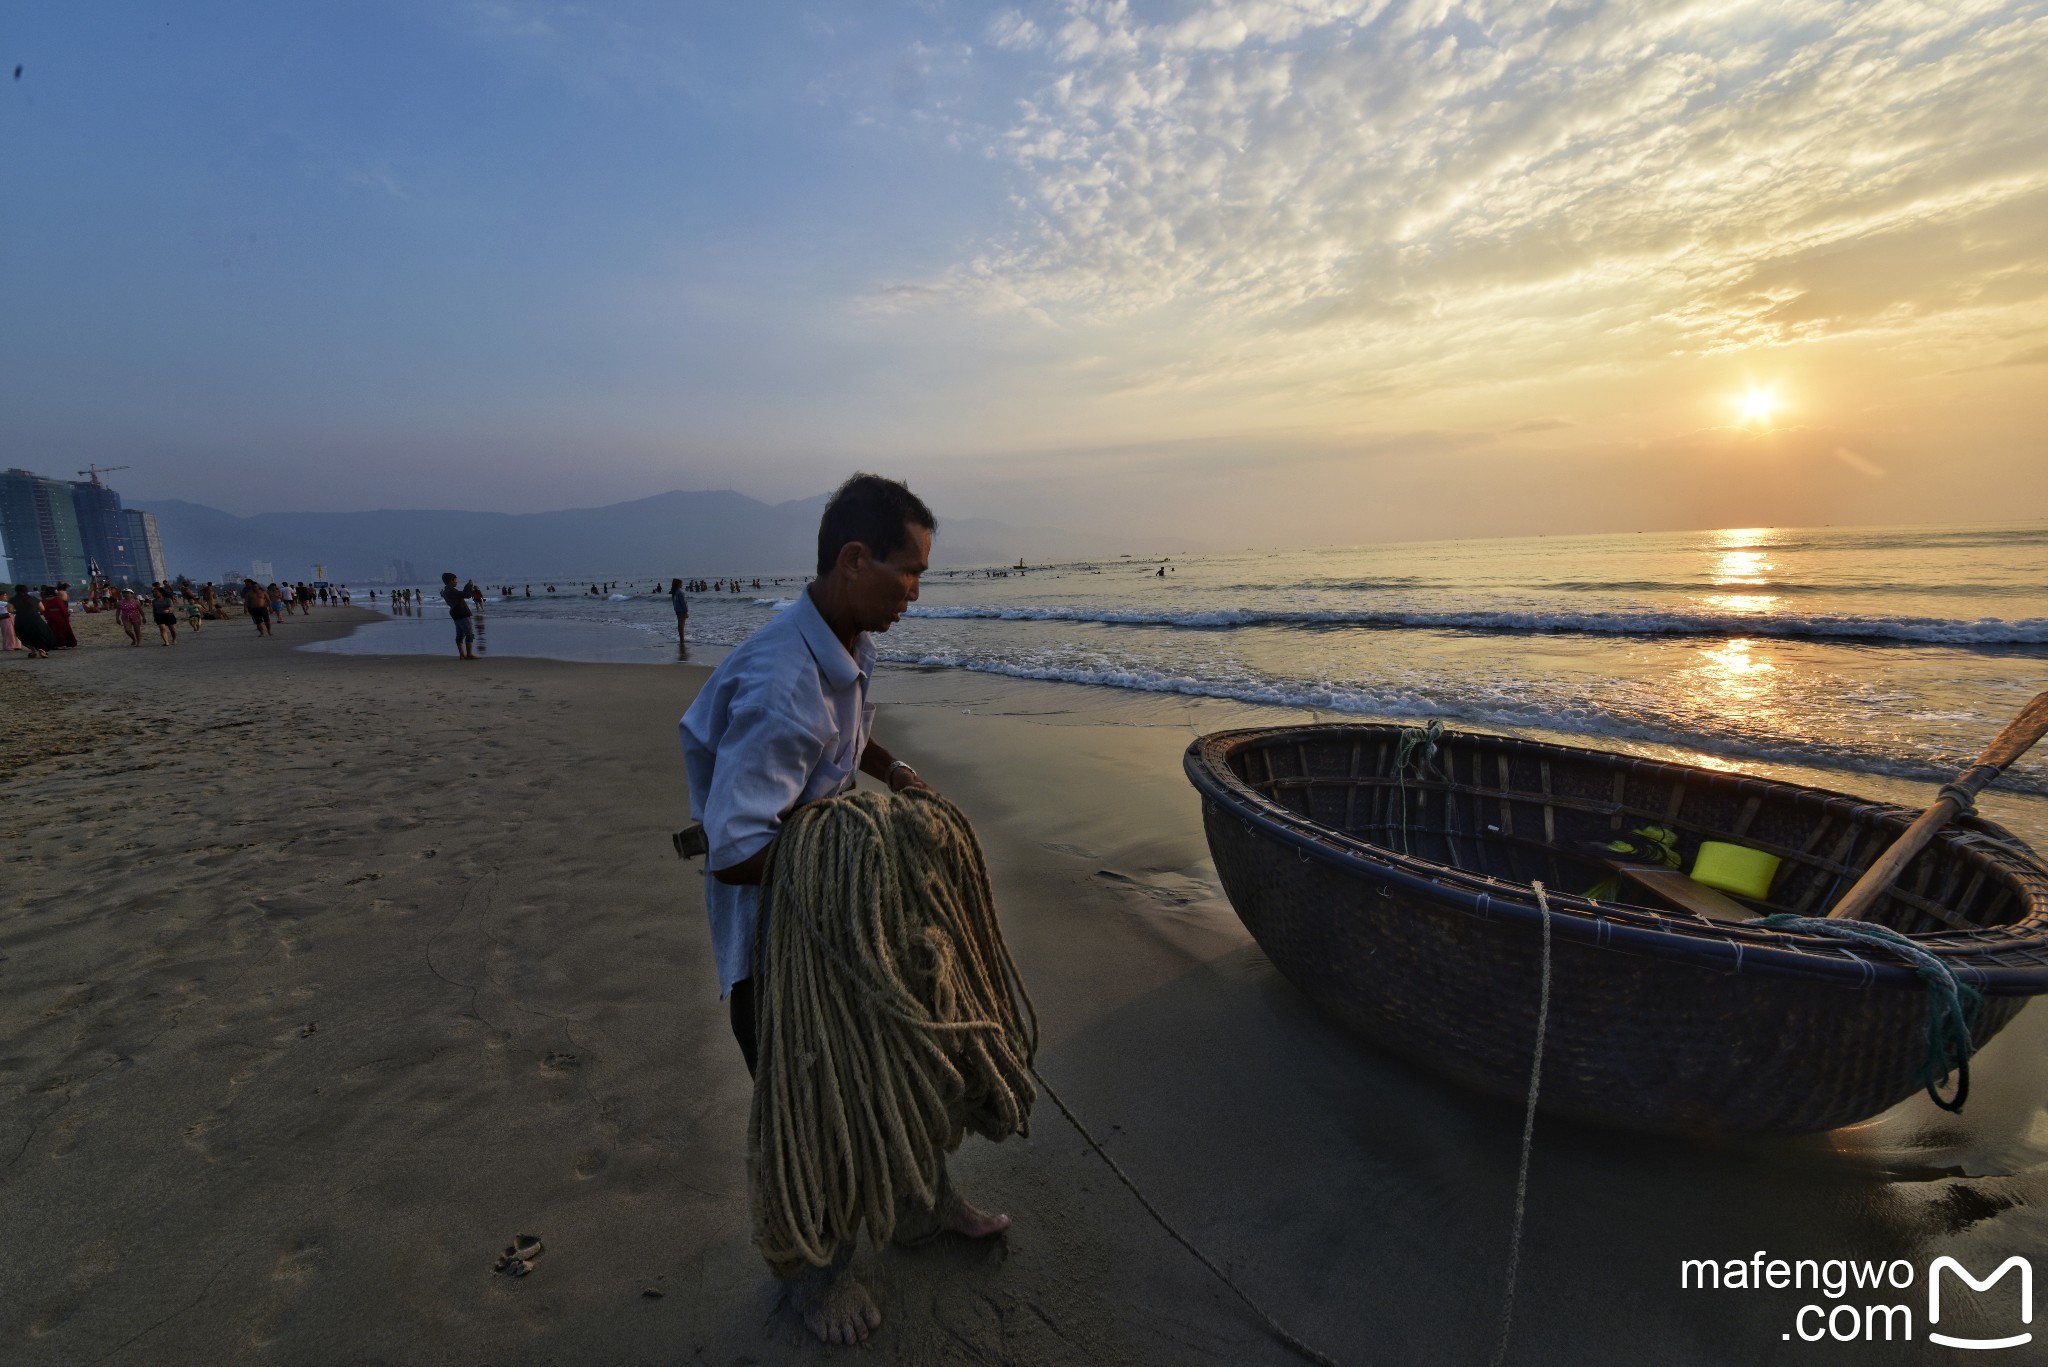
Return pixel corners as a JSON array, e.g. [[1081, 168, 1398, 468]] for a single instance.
[[77, 463, 131, 485]]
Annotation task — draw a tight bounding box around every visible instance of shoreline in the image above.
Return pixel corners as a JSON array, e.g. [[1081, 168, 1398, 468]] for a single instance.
[[4, 621, 2044, 1362], [296, 606, 2048, 847]]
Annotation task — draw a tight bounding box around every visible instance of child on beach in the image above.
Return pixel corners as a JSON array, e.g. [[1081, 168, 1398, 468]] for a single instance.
[[117, 590, 145, 646]]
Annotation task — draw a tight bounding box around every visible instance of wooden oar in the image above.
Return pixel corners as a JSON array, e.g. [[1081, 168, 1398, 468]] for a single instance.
[[1829, 691, 2048, 921]]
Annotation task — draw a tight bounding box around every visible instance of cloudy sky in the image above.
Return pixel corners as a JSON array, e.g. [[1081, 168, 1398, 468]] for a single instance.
[[5, 1, 2044, 545]]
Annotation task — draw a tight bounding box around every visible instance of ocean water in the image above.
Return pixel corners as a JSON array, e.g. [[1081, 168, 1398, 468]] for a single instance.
[[314, 522, 2048, 825]]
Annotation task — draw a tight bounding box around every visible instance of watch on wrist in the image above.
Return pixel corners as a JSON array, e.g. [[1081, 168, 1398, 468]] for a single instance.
[[887, 760, 917, 785]]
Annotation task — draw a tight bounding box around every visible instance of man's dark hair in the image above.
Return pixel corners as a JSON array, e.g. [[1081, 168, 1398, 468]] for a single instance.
[[441, 571, 458, 584], [816, 473, 936, 576]]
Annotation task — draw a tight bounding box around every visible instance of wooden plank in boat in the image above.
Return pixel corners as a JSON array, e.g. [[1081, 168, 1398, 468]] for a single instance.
[[1604, 859, 1758, 923]]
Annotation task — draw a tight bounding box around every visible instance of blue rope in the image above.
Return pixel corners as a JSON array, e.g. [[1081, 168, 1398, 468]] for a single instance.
[[1758, 915, 1981, 1113]]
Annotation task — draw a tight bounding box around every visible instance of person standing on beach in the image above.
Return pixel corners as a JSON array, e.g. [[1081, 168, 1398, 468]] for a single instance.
[[244, 581, 274, 636], [151, 584, 179, 645], [440, 572, 476, 660], [117, 589, 145, 645], [679, 473, 1009, 1346], [10, 586, 53, 658], [43, 584, 79, 648], [670, 577, 689, 643]]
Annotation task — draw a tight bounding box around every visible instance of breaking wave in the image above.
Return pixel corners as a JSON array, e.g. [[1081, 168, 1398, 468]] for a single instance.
[[905, 603, 2048, 646], [878, 649, 2048, 795]]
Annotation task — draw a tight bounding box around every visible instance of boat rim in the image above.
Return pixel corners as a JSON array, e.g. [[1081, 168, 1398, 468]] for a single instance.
[[1185, 723, 2048, 995]]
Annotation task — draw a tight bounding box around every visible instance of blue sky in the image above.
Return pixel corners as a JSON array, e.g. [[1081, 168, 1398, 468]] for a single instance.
[[5, 2, 2045, 543]]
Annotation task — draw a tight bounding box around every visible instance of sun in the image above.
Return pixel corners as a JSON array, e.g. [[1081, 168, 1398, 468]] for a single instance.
[[1736, 385, 1779, 427]]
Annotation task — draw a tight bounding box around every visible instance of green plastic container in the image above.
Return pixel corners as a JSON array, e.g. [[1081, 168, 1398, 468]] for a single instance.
[[1691, 841, 1781, 900]]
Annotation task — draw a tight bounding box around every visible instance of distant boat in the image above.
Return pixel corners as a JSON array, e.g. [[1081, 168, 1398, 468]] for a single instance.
[[1185, 722, 2048, 1136]]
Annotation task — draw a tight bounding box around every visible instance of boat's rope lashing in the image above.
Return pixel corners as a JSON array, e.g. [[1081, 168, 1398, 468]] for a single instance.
[[1491, 880, 1553, 1367], [1948, 827, 2042, 866], [1758, 915, 1982, 1113], [752, 789, 1038, 1268], [1936, 763, 2001, 817], [1393, 720, 1446, 854]]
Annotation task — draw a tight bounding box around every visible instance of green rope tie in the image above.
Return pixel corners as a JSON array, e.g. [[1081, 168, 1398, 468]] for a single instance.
[[1758, 915, 1981, 1113], [1392, 721, 1445, 855]]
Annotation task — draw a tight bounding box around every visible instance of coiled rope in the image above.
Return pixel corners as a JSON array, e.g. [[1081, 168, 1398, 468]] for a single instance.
[[1757, 914, 1981, 1112], [754, 788, 1345, 1367], [751, 789, 1038, 1269]]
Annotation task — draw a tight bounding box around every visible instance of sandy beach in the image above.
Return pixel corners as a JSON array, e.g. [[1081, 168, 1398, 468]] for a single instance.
[[5, 611, 2045, 1365]]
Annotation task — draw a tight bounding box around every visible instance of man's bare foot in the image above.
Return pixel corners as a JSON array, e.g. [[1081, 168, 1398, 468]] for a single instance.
[[942, 1193, 1011, 1239], [792, 1266, 882, 1345]]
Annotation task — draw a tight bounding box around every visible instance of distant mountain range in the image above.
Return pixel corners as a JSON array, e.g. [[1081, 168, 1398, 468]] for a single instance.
[[136, 490, 1108, 583]]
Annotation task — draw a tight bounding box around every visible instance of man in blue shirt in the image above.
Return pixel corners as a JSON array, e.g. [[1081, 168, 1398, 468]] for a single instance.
[[679, 474, 1009, 1344], [669, 577, 689, 643]]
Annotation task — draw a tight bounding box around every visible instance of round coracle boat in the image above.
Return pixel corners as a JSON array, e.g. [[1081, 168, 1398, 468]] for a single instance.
[[1184, 723, 2048, 1136]]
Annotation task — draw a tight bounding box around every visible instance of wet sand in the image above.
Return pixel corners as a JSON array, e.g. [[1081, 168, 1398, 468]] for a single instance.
[[3, 609, 2044, 1364]]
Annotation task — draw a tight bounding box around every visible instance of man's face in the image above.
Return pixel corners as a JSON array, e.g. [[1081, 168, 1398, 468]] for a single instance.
[[853, 522, 930, 634]]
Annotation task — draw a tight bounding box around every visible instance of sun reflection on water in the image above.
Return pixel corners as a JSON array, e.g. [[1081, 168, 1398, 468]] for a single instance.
[[1705, 592, 1780, 615], [1674, 637, 1789, 735]]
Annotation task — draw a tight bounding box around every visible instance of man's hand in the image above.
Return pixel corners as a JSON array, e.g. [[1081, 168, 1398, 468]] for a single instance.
[[862, 738, 933, 795], [887, 765, 932, 795]]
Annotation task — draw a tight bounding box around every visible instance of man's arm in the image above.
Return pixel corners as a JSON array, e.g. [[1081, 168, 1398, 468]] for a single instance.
[[701, 703, 825, 887], [711, 845, 769, 886], [860, 738, 931, 793]]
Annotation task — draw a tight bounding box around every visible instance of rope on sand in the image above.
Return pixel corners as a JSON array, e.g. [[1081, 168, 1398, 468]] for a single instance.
[[1032, 1066, 1343, 1367], [1490, 880, 1553, 1367], [751, 790, 1038, 1269]]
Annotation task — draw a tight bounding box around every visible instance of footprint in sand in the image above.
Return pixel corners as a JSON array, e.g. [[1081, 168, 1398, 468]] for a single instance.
[[492, 1234, 545, 1277], [540, 1051, 580, 1073]]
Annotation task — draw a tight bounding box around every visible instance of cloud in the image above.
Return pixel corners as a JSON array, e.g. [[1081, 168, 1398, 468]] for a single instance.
[[911, 0, 2048, 409], [988, 10, 1042, 51], [1998, 342, 2048, 366]]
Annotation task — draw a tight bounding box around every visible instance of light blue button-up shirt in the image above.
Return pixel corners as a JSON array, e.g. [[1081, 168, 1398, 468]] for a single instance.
[[679, 589, 876, 997]]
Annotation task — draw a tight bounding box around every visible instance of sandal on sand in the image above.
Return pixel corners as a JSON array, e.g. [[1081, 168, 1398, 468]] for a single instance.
[[492, 1234, 545, 1277]]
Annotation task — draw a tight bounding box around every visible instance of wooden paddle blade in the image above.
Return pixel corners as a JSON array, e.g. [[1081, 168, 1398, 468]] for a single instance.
[[1976, 691, 2048, 771]]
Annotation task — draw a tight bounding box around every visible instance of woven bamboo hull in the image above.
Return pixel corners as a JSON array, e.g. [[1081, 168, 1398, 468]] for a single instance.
[[1204, 802, 2022, 1133], [1186, 724, 2048, 1137]]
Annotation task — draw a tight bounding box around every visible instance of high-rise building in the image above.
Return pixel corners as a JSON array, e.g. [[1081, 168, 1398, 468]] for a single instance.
[[69, 478, 140, 585], [0, 468, 90, 585], [125, 509, 168, 583]]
